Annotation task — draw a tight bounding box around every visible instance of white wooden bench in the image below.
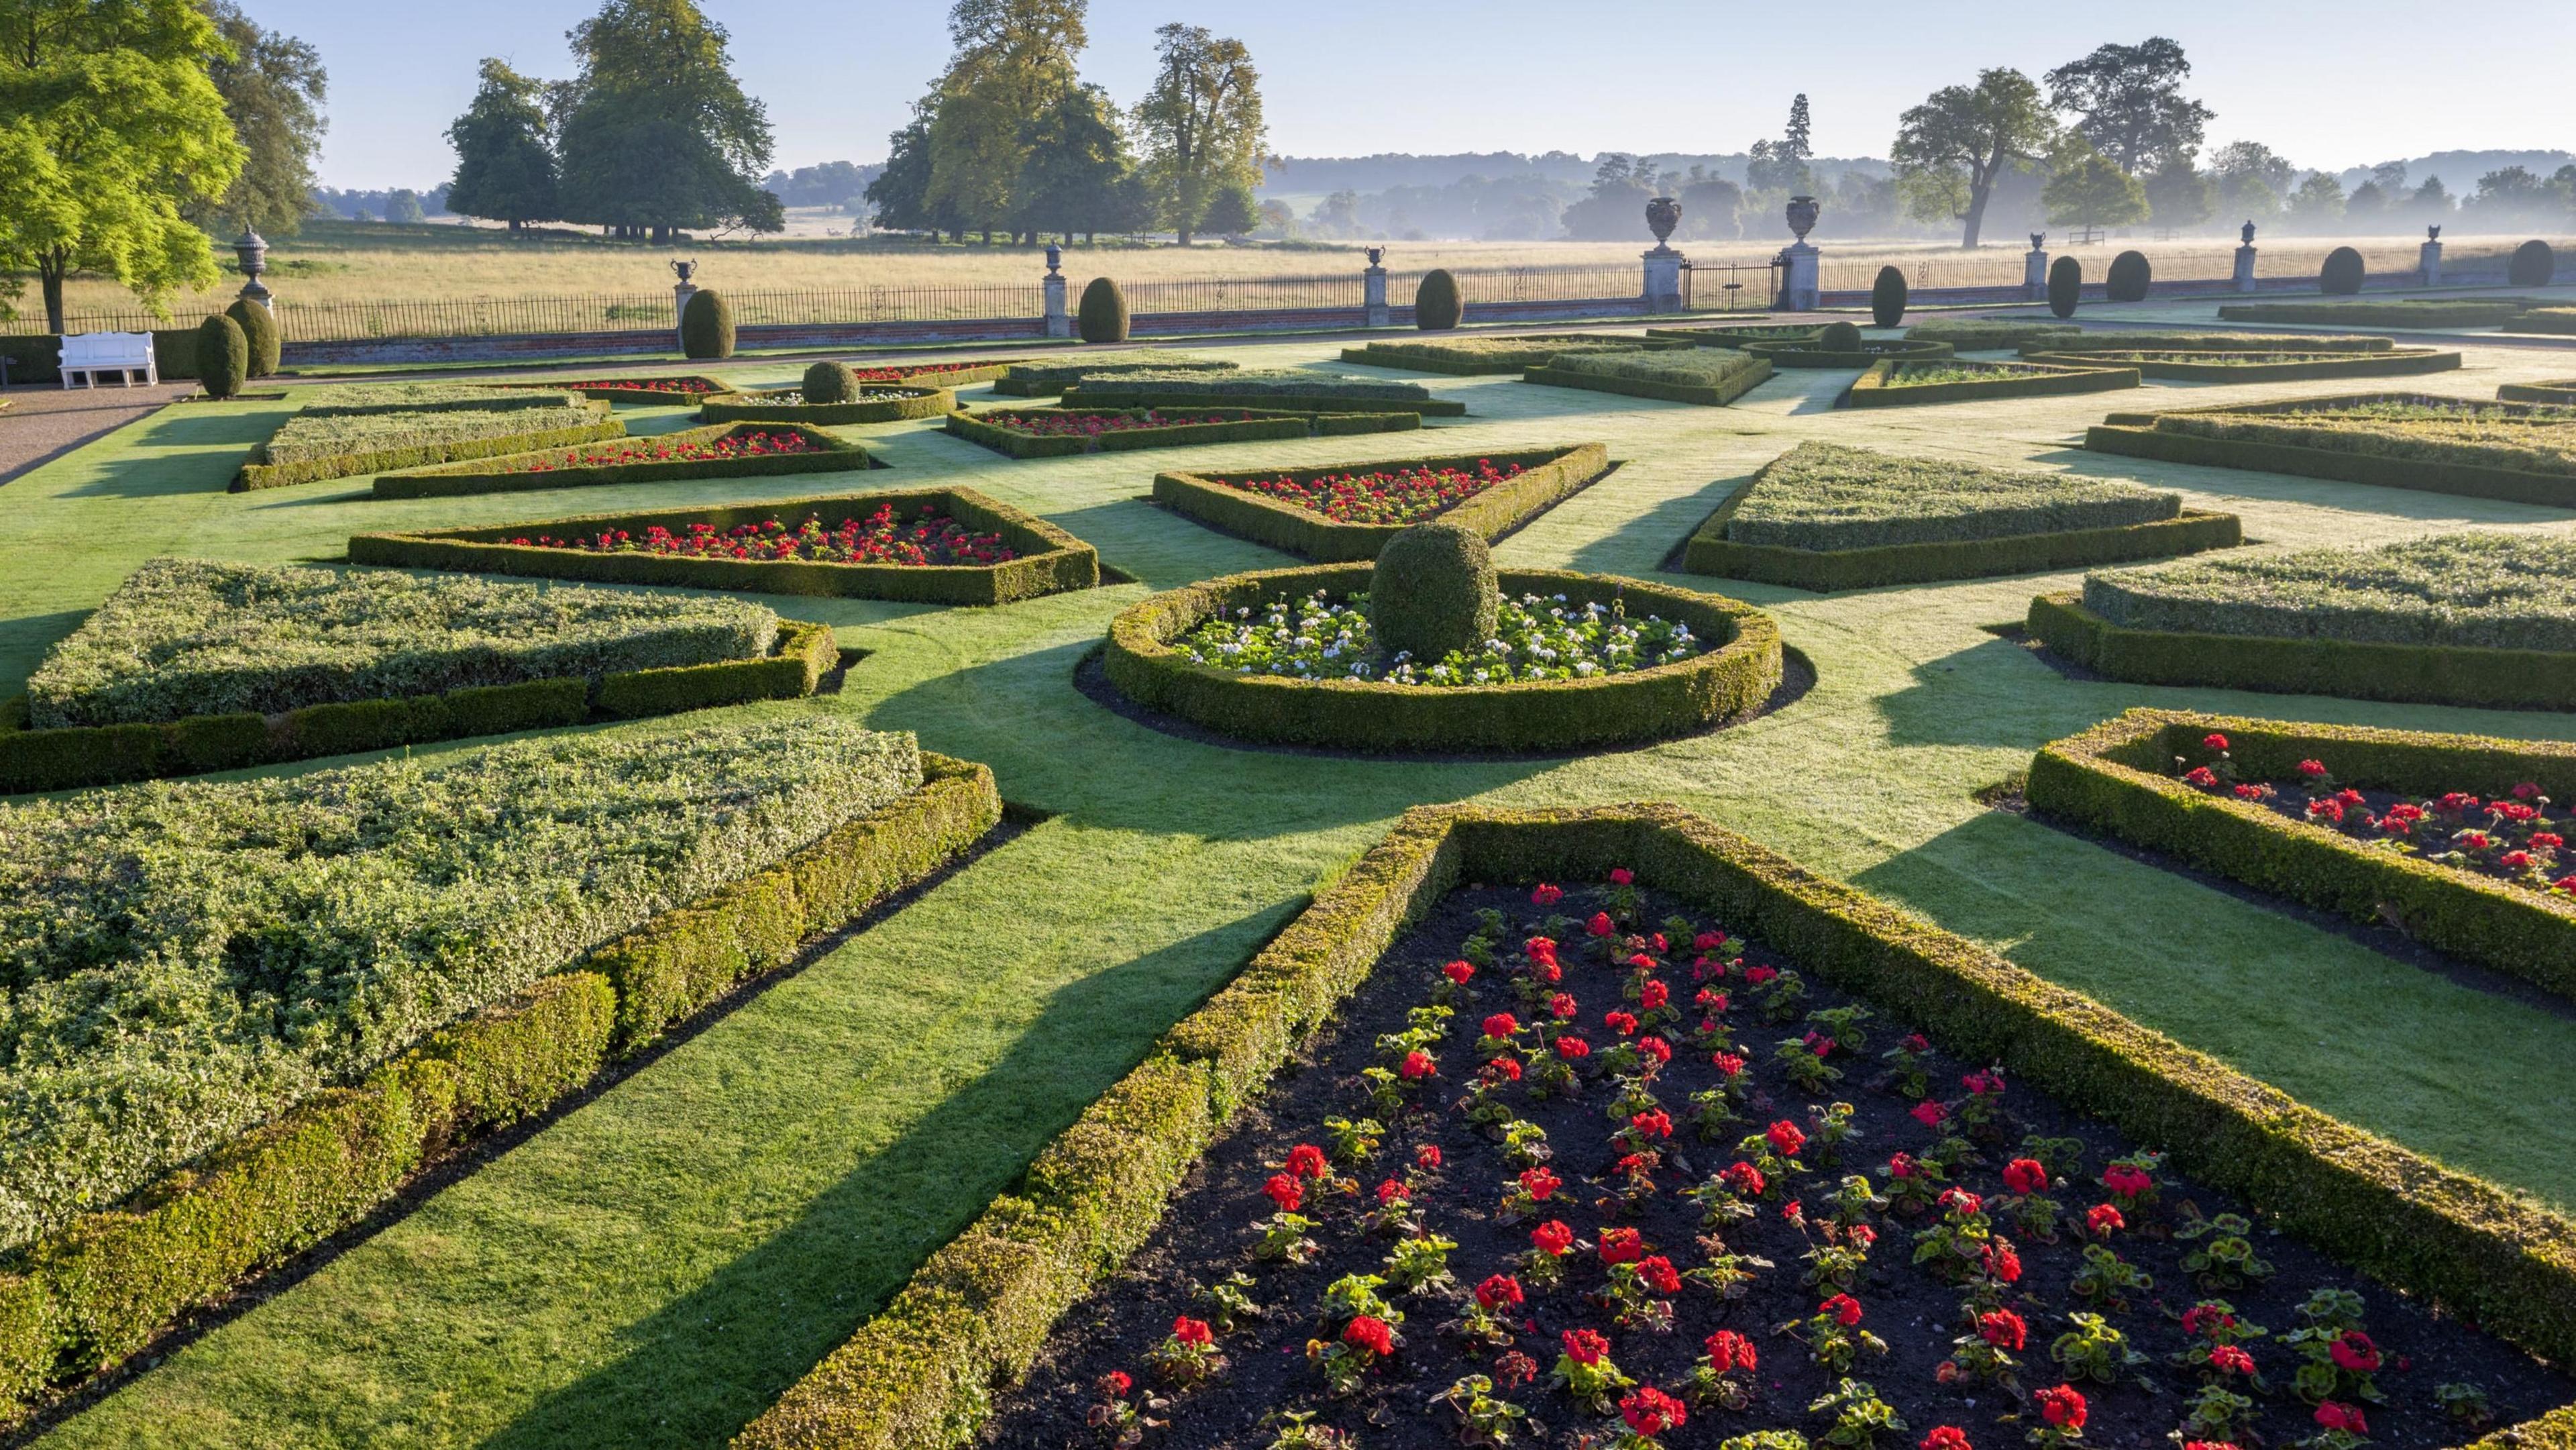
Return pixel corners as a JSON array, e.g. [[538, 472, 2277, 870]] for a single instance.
[[59, 332, 158, 389]]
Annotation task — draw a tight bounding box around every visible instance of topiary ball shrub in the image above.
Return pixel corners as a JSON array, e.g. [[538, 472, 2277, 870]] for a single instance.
[[195, 314, 248, 399], [1870, 266, 1908, 328], [2320, 247, 2366, 295], [803, 360, 861, 403], [225, 298, 280, 378], [1819, 320, 1864, 352], [2510, 240, 2557, 287], [1371, 521, 1496, 666], [2047, 256, 2082, 318], [1078, 278, 1129, 343], [2106, 250, 2152, 303], [681, 290, 735, 359], [1415, 269, 1464, 331]]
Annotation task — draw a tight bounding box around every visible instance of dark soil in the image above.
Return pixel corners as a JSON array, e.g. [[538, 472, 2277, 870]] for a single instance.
[[2212, 773, 2567, 899], [977, 882, 2571, 1450]]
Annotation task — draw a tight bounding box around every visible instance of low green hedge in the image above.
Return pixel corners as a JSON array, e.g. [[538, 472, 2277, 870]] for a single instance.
[[511, 376, 729, 404], [2023, 348, 2459, 382], [1150, 443, 1609, 563], [2028, 708, 2576, 997], [2086, 401, 2576, 508], [1902, 319, 2082, 352], [237, 407, 624, 492], [0, 619, 835, 796], [696, 386, 955, 426], [1337, 335, 1688, 376], [372, 421, 883, 499], [2026, 591, 2576, 710], [2023, 331, 2398, 355], [1841, 358, 2137, 407], [990, 354, 1234, 396], [733, 799, 2576, 1450], [1741, 337, 1954, 368], [1520, 355, 1774, 406], [943, 407, 1416, 460], [1103, 566, 1781, 753], [1684, 495, 2241, 590], [2500, 380, 2576, 405], [2216, 299, 2536, 329], [0, 754, 1000, 1427], [350, 487, 1099, 607], [1641, 323, 1825, 345], [1060, 384, 1463, 417], [2511, 308, 2576, 336]]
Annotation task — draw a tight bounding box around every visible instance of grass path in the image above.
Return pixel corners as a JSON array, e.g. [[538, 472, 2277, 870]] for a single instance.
[[15, 332, 2576, 1447]]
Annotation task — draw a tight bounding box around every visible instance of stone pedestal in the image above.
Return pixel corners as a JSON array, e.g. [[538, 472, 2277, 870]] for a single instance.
[[2419, 239, 2444, 287], [1780, 244, 1821, 311], [2023, 248, 2049, 301], [672, 283, 697, 344], [2231, 246, 2258, 293], [1042, 274, 1072, 339], [1363, 264, 1389, 327], [1642, 250, 1684, 312]]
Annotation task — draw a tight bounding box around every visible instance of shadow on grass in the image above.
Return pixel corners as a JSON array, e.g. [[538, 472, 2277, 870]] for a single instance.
[[1871, 631, 2118, 751], [1562, 476, 1740, 580], [1042, 496, 1290, 590], [0, 609, 89, 698], [62, 407, 284, 497], [479, 901, 1305, 1450]]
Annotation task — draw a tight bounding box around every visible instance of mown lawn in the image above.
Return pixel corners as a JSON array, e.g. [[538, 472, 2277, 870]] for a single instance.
[[15, 331, 2576, 1448]]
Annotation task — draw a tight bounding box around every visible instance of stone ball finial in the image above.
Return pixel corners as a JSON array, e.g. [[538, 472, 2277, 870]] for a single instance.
[[1371, 522, 1497, 667]]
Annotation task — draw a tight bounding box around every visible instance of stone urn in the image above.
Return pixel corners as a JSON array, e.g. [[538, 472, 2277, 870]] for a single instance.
[[1786, 195, 1821, 244], [1645, 196, 1682, 253]]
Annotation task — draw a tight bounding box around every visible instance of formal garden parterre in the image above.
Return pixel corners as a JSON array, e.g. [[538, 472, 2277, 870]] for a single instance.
[[1340, 335, 1690, 376], [237, 398, 622, 490], [993, 352, 1239, 395], [1522, 348, 1776, 407], [1841, 358, 2139, 408], [696, 384, 957, 426], [1061, 368, 1468, 417], [945, 405, 1419, 458], [2214, 299, 2542, 330], [2085, 394, 2576, 507], [370, 419, 880, 498], [1150, 444, 1611, 562], [2020, 350, 2459, 383]]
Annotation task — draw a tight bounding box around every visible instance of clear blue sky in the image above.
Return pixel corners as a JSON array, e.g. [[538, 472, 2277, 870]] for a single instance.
[[258, 0, 2573, 190]]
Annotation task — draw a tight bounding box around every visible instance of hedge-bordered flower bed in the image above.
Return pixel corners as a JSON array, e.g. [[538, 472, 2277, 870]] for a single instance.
[[2500, 380, 2576, 405], [1152, 444, 1610, 562], [2027, 708, 2576, 998], [236, 402, 623, 492], [2216, 299, 2537, 329], [508, 376, 729, 403], [1642, 322, 1829, 345], [1840, 358, 2139, 407], [1339, 337, 1691, 376], [945, 405, 1418, 459], [694, 385, 955, 426], [349, 485, 1100, 607], [0, 743, 1001, 1426], [371, 421, 883, 499], [1742, 338, 1955, 369], [1060, 382, 1466, 417], [2084, 393, 2576, 508], [730, 800, 2576, 1450], [2022, 349, 2460, 382], [1521, 349, 1776, 406], [2510, 308, 2576, 336], [991, 354, 1237, 396], [1102, 565, 1781, 753]]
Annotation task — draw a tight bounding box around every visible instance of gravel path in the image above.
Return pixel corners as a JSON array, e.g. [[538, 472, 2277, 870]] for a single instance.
[[0, 381, 197, 487]]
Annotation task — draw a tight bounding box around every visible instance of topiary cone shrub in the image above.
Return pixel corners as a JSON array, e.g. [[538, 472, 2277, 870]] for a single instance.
[[2106, 250, 2152, 303], [803, 360, 860, 403], [2320, 247, 2366, 295], [1415, 269, 1464, 331], [2510, 240, 2557, 287], [1870, 266, 1908, 327], [1371, 521, 1495, 666], [1819, 320, 1864, 351], [1078, 278, 1129, 343], [2047, 256, 2082, 318], [681, 290, 735, 359], [195, 314, 248, 399], [225, 298, 280, 378]]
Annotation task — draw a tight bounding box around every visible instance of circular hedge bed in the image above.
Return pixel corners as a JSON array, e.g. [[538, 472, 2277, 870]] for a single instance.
[[697, 384, 955, 426], [1103, 563, 1783, 752]]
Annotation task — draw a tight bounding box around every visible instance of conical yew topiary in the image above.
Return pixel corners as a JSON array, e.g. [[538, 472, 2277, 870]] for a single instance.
[[1371, 521, 1496, 667], [1415, 269, 1464, 330], [225, 299, 280, 378], [681, 290, 735, 358], [2047, 256, 2082, 318], [2106, 250, 2151, 303], [1078, 278, 1129, 343], [195, 314, 248, 399], [2319, 247, 2365, 295], [1870, 266, 1908, 327]]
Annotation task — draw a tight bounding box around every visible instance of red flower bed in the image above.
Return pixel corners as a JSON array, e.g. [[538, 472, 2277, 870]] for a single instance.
[[2176, 733, 2573, 900], [977, 878, 2567, 1449], [859, 362, 994, 382], [981, 409, 1257, 438], [549, 377, 723, 395], [1222, 458, 1530, 525], [506, 503, 1016, 566], [495, 431, 826, 473]]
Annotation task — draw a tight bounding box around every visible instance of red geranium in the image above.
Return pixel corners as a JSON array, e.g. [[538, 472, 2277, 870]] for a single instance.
[[1621, 1386, 1686, 1437], [2002, 1158, 2049, 1194], [2036, 1384, 2087, 1429], [1599, 1227, 1645, 1264], [1766, 1120, 1807, 1157], [1285, 1143, 1328, 1179], [1562, 1327, 1610, 1365], [1343, 1314, 1395, 1356], [1706, 1329, 1757, 1372], [1475, 1273, 1523, 1309], [1531, 1220, 1574, 1255], [1821, 1293, 1864, 1327], [1172, 1315, 1212, 1346], [1263, 1173, 1301, 1212], [1980, 1309, 2028, 1350]]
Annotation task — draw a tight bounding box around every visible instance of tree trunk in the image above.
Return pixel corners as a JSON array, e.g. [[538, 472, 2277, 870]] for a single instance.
[[1175, 229, 1193, 246], [1960, 185, 1990, 250], [40, 256, 67, 337]]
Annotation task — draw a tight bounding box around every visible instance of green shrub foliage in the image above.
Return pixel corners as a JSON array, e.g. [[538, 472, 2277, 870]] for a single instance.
[[1819, 320, 1864, 351], [2511, 240, 2558, 287], [224, 299, 280, 378], [802, 361, 861, 404], [680, 290, 735, 359], [195, 315, 247, 399], [2320, 247, 2366, 295], [2047, 256, 2082, 318], [1077, 278, 1129, 344], [1415, 268, 1464, 330], [1870, 266, 1908, 327], [1370, 522, 1496, 664], [2106, 250, 2152, 302]]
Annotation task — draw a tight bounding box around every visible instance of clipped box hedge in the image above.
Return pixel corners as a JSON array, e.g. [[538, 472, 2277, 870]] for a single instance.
[[2086, 393, 2576, 508], [1060, 383, 1463, 417], [350, 486, 1100, 607], [1902, 319, 2082, 352], [2216, 298, 2536, 329], [2510, 307, 2576, 335], [2500, 379, 2576, 405], [733, 799, 2576, 1450], [1338, 335, 1688, 376], [2028, 708, 2576, 997], [1150, 442, 1609, 562], [943, 406, 1416, 460], [1685, 489, 2239, 591], [990, 354, 1235, 397], [1841, 356, 2138, 407], [0, 618, 837, 795], [372, 421, 883, 499], [1741, 336, 1954, 368], [1103, 565, 1781, 753], [237, 403, 623, 492], [696, 386, 955, 426], [1641, 322, 1827, 345], [1520, 349, 1774, 405], [0, 752, 1000, 1426], [293, 384, 586, 417], [508, 375, 730, 404], [2021, 330, 2398, 356], [2026, 590, 2576, 711], [2023, 348, 2460, 382]]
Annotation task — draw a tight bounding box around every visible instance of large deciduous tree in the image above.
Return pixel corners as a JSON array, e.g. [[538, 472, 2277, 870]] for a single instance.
[[1891, 68, 2056, 248], [553, 0, 777, 240], [193, 2, 325, 238], [445, 58, 558, 232], [928, 0, 1087, 242], [2141, 156, 2213, 232], [1013, 82, 1133, 242], [2042, 146, 2148, 234], [1133, 22, 1267, 244], [1746, 93, 1815, 194], [2043, 38, 2210, 174], [865, 103, 943, 236], [0, 0, 244, 333]]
